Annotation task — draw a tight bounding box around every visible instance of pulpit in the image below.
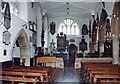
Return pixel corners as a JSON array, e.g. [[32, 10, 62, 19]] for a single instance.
[[57, 32, 67, 53]]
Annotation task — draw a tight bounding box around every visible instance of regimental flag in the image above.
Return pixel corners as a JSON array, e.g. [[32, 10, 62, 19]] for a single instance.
[[50, 22, 56, 35], [4, 2, 11, 29]]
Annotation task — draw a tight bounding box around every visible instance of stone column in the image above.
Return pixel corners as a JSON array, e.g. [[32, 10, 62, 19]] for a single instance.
[[36, 7, 42, 47], [99, 42, 104, 57], [112, 14, 119, 64], [112, 35, 119, 64], [20, 47, 30, 66]]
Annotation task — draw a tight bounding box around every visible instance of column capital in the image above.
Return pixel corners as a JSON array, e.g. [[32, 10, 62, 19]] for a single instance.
[[112, 34, 119, 40]]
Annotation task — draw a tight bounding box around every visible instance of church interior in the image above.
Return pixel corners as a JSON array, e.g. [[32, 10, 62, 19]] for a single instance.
[[0, 0, 120, 84]]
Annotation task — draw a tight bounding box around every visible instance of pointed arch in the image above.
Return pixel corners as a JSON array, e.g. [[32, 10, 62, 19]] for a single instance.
[[58, 18, 80, 35], [10, 28, 30, 66], [111, 1, 120, 35], [99, 8, 108, 43]]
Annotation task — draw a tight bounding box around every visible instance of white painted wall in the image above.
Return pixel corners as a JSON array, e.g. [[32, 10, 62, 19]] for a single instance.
[[27, 2, 36, 22], [12, 2, 42, 58], [19, 2, 28, 22], [12, 46, 20, 58], [44, 14, 49, 48], [0, 10, 28, 62], [27, 2, 38, 58], [0, 2, 43, 62], [36, 6, 42, 47]]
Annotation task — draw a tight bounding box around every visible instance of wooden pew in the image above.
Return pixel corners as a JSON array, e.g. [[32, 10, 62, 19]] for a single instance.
[[81, 61, 112, 70], [83, 64, 118, 72], [2, 71, 44, 81], [81, 62, 112, 76], [82, 62, 118, 75], [90, 70, 120, 77], [3, 66, 51, 83], [0, 76, 39, 84], [83, 65, 119, 81], [93, 74, 120, 83], [81, 62, 111, 79], [99, 80, 120, 84], [37, 57, 57, 67], [0, 71, 43, 84], [81, 61, 120, 83], [89, 70, 120, 82]]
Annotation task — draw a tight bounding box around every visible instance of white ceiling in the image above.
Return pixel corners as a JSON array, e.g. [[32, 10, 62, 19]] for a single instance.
[[4, 0, 115, 19], [40, 1, 99, 18], [38, 0, 115, 18]]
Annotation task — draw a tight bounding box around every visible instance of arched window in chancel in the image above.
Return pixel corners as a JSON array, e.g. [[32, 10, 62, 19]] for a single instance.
[[58, 18, 80, 35]]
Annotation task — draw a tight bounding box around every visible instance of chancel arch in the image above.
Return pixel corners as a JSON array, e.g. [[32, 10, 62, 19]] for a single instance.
[[11, 29, 30, 66]]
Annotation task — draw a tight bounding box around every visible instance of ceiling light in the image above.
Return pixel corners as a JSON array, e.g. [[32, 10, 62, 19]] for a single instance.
[[66, 2, 69, 4], [31, 0, 34, 2], [67, 12, 69, 14]]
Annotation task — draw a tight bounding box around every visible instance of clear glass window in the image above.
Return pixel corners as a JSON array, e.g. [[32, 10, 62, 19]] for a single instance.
[[58, 18, 80, 35]]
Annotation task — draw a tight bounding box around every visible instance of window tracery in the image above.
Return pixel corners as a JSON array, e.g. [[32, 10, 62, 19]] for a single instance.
[[58, 18, 80, 35]]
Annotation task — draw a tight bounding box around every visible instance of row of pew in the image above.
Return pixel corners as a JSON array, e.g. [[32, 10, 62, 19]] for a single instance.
[[0, 66, 58, 84], [81, 61, 120, 84]]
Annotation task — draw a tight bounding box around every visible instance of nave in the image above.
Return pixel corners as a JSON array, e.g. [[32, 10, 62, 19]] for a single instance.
[[1, 0, 120, 84], [55, 64, 81, 83], [1, 60, 120, 84], [56, 61, 120, 84], [0, 60, 82, 84]]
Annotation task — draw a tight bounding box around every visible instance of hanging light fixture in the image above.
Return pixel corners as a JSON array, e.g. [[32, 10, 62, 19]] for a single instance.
[[31, 0, 35, 8], [66, 2, 69, 15], [67, 8, 69, 14]]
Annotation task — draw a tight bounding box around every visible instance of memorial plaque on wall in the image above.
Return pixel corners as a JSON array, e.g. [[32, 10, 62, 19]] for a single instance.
[[82, 24, 88, 35], [3, 30, 11, 45], [79, 36, 87, 52], [50, 22, 56, 35]]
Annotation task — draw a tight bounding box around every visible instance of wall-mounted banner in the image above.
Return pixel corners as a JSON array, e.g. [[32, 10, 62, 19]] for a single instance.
[[4, 2, 11, 29], [50, 22, 56, 35], [82, 24, 88, 35], [79, 36, 87, 53]]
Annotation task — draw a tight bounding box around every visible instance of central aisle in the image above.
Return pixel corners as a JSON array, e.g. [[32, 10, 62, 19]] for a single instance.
[[55, 67, 83, 83]]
